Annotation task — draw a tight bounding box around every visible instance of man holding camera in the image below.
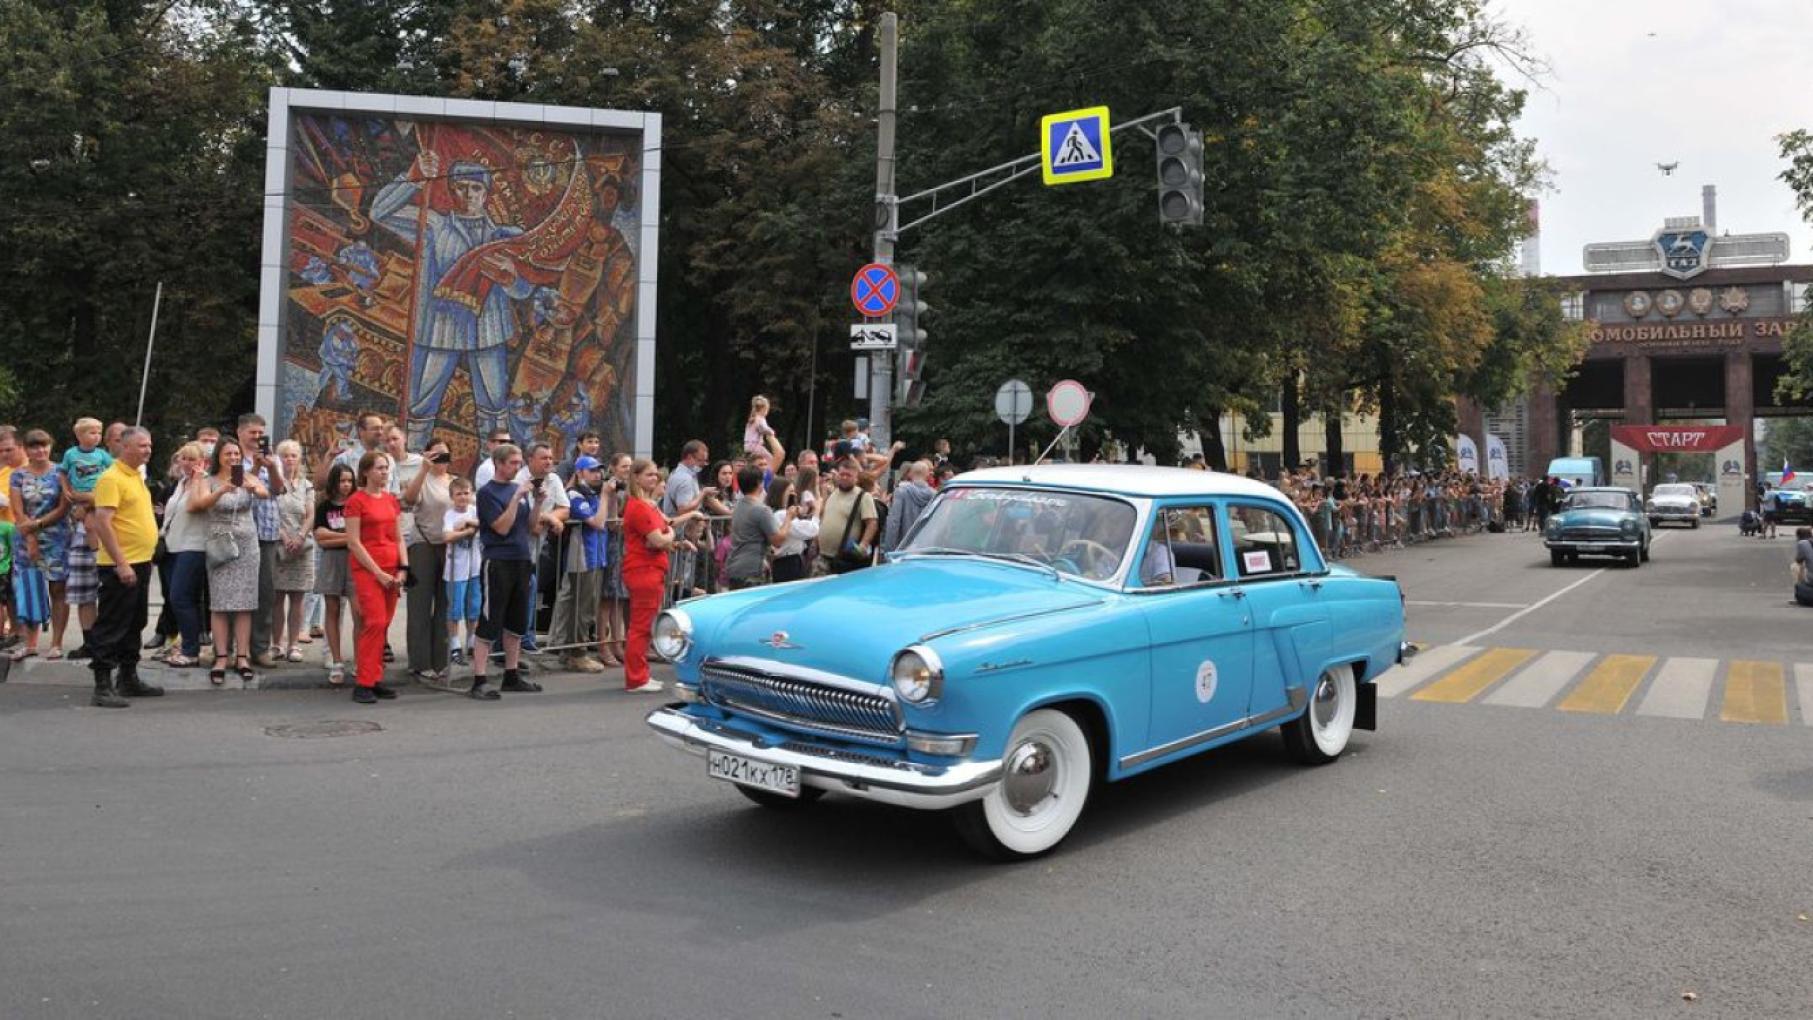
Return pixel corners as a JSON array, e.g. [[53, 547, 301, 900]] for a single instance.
[[724, 466, 798, 590], [236, 413, 288, 669], [551, 456, 609, 669], [469, 443, 547, 700], [818, 457, 878, 574]]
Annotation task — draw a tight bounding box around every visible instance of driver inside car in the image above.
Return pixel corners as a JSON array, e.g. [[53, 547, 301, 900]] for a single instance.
[[1139, 515, 1175, 586]]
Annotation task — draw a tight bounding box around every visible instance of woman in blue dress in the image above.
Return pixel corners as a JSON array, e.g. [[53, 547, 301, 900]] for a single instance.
[[8, 430, 70, 660]]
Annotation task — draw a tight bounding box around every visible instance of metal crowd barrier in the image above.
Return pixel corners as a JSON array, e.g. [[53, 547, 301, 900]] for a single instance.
[[1306, 492, 1506, 562]]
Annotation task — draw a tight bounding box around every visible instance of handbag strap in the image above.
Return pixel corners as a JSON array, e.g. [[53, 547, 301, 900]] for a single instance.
[[836, 490, 867, 549]]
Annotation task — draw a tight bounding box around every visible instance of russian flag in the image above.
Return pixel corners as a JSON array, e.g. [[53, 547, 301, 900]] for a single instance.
[[1784, 460, 1797, 485]]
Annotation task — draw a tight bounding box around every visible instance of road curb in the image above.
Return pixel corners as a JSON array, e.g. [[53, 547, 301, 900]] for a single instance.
[[0, 650, 610, 692]]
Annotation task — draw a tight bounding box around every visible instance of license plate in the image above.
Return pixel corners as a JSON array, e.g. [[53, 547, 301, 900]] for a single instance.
[[1575, 544, 1604, 552], [708, 750, 800, 798]]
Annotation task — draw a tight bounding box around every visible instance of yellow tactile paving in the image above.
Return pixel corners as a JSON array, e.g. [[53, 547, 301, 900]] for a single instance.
[[1410, 648, 1535, 704], [1720, 661, 1788, 725], [1557, 654, 1655, 715]]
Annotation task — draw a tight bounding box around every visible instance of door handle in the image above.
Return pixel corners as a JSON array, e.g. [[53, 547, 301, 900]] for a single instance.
[[1301, 579, 1323, 591], [1218, 589, 1246, 600]]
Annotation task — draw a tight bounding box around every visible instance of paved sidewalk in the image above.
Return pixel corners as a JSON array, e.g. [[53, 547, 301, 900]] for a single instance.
[[2, 591, 620, 692]]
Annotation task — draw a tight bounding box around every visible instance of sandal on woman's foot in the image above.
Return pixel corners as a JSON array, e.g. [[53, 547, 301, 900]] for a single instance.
[[327, 662, 345, 687], [235, 657, 256, 683], [209, 667, 226, 687], [43, 647, 63, 660], [286, 646, 303, 662], [9, 646, 37, 662], [165, 653, 199, 668]]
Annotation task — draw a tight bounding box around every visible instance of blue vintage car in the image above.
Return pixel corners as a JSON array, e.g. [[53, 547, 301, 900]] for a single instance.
[[1543, 486, 1651, 566], [645, 465, 1409, 859]]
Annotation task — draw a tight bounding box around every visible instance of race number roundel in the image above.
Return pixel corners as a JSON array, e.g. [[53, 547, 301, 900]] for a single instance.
[[851, 263, 900, 317], [1047, 379, 1091, 427], [1195, 660, 1218, 704]]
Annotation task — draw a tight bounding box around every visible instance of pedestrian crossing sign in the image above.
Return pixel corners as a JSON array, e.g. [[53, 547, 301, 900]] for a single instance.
[[1040, 106, 1113, 185]]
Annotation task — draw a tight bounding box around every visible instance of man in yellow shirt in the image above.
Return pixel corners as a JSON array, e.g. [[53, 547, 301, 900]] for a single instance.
[[86, 427, 162, 707]]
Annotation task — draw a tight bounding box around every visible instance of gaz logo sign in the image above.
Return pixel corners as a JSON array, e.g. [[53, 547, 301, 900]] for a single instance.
[[1653, 228, 1711, 280]]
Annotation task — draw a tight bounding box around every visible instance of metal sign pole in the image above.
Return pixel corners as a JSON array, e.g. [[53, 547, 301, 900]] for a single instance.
[[134, 281, 163, 426], [1008, 419, 1015, 466], [868, 12, 899, 447]]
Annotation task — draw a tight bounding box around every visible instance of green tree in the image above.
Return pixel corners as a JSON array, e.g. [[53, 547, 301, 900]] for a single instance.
[[0, 1, 271, 440]]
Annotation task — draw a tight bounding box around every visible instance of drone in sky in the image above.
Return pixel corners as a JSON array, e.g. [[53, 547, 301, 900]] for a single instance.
[[1656, 161, 1679, 176]]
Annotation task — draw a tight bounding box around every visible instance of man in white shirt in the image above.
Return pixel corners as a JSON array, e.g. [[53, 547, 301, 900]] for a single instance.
[[473, 427, 514, 489], [519, 441, 569, 655], [661, 439, 708, 517]]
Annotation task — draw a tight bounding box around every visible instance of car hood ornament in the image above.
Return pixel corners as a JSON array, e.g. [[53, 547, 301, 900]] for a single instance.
[[762, 631, 801, 650]]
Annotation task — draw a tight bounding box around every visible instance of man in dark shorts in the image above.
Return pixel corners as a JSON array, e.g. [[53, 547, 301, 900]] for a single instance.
[[469, 443, 543, 700]]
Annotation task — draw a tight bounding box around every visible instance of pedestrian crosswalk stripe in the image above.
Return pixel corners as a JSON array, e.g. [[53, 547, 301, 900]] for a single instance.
[[1378, 645, 1810, 726], [1481, 650, 1594, 708], [1636, 657, 1717, 719], [1797, 665, 1813, 728], [1557, 654, 1655, 714], [1377, 644, 1480, 698], [1410, 647, 1534, 704], [1721, 661, 1788, 725]]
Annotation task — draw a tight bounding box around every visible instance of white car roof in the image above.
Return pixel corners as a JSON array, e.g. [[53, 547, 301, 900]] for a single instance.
[[954, 464, 1290, 501]]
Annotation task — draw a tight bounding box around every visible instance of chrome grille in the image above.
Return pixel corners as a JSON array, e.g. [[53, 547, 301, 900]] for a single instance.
[[701, 662, 903, 746], [1559, 525, 1621, 542]]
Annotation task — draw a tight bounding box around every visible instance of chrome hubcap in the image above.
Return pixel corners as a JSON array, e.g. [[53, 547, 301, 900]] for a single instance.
[[1312, 674, 1340, 729], [1002, 739, 1057, 815]]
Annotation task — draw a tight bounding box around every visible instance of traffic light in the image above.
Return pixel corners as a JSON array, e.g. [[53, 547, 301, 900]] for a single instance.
[[898, 348, 926, 407], [893, 264, 929, 350], [1155, 122, 1203, 226], [894, 265, 929, 408]]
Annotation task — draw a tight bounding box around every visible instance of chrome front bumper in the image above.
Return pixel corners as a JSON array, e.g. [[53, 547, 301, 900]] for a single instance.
[[647, 706, 1002, 810]]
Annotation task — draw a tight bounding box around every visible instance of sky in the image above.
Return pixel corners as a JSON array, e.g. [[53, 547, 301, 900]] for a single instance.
[[1498, 0, 1813, 275]]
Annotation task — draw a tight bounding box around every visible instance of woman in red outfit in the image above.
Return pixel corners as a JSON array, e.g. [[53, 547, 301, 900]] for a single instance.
[[343, 451, 407, 704], [621, 458, 697, 693]]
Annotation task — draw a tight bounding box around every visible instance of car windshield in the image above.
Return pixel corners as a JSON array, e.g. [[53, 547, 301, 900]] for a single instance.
[[1564, 491, 1633, 511], [900, 487, 1138, 581], [1653, 485, 1695, 497]]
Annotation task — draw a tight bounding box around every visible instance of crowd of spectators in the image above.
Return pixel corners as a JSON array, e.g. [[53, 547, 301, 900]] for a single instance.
[[0, 399, 966, 709], [1263, 467, 1556, 560], [0, 398, 1581, 709]]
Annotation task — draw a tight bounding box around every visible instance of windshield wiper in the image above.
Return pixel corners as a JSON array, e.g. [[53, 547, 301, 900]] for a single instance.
[[893, 546, 1063, 580], [974, 550, 1062, 580], [890, 546, 975, 560]]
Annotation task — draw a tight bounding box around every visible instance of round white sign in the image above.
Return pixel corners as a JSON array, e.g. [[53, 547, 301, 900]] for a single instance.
[[995, 379, 1033, 426], [1194, 660, 1218, 704], [1047, 379, 1091, 427]]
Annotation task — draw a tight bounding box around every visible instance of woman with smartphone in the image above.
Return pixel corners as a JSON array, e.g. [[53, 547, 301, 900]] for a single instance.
[[765, 478, 818, 583], [401, 439, 455, 682], [187, 436, 268, 685], [312, 464, 357, 685], [343, 451, 406, 704], [597, 453, 633, 666], [622, 458, 693, 693]]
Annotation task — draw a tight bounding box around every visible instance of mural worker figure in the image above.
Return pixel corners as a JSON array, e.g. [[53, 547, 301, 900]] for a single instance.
[[373, 150, 533, 449]]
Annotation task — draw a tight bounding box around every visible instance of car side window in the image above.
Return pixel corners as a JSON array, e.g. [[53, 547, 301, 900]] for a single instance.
[[1228, 504, 1302, 579], [1134, 506, 1221, 589]]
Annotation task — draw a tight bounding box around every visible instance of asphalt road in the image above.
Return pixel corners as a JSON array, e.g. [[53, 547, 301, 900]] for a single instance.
[[3, 521, 1811, 1019]]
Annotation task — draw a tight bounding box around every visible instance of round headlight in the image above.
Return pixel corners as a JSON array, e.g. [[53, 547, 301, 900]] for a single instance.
[[652, 609, 693, 662], [890, 645, 945, 706]]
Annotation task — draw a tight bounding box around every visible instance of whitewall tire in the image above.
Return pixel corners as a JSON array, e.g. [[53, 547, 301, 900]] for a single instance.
[[1283, 667, 1356, 765], [953, 708, 1093, 861]]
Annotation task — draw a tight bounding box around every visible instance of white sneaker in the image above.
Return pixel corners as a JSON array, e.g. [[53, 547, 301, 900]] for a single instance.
[[626, 680, 665, 694]]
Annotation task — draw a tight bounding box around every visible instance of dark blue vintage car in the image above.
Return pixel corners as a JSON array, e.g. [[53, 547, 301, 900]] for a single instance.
[[1544, 486, 1651, 566], [647, 466, 1409, 859]]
